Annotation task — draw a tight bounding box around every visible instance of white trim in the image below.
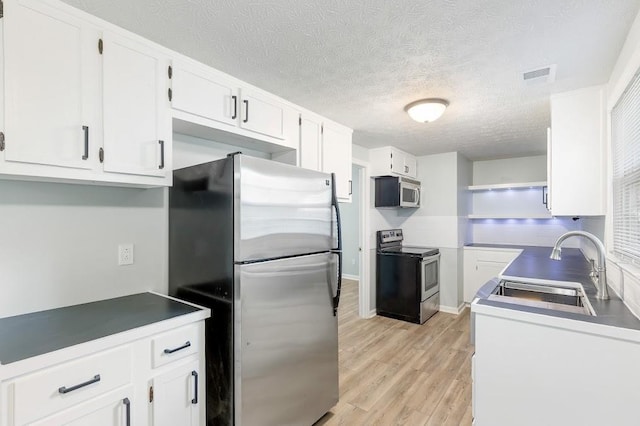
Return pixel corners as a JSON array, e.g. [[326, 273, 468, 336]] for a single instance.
[[342, 274, 360, 281], [367, 309, 377, 319], [439, 303, 467, 315], [352, 157, 371, 319]]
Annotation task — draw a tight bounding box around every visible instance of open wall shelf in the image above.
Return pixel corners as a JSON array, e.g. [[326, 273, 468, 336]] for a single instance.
[[467, 181, 547, 191], [467, 214, 554, 219]]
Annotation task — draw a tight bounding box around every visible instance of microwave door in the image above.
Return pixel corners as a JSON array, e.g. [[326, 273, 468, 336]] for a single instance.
[[400, 185, 420, 207]]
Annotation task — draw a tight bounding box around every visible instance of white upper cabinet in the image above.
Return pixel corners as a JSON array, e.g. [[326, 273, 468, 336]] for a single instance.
[[0, 0, 351, 187], [102, 31, 170, 179], [549, 85, 606, 216], [171, 63, 238, 127], [299, 114, 322, 171], [238, 88, 286, 139], [3, 0, 98, 171], [171, 61, 289, 143], [299, 113, 353, 201], [0, 0, 172, 187], [322, 121, 353, 201], [370, 146, 418, 178]]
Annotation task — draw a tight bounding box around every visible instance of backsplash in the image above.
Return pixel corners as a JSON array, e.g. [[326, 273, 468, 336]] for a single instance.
[[470, 217, 581, 247], [0, 180, 167, 318]]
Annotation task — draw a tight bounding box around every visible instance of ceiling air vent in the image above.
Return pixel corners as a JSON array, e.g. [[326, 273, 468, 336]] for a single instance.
[[522, 64, 556, 85]]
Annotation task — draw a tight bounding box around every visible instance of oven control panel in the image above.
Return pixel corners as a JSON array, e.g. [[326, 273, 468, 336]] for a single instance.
[[378, 229, 403, 244]]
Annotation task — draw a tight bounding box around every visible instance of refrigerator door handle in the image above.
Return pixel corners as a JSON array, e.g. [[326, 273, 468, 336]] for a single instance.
[[331, 173, 342, 316]]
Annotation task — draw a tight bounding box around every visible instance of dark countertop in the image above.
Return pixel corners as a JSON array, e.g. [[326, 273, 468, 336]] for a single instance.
[[0, 293, 202, 365], [472, 245, 640, 331]]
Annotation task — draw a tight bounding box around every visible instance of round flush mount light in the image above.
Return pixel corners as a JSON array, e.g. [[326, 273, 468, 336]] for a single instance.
[[404, 98, 449, 123]]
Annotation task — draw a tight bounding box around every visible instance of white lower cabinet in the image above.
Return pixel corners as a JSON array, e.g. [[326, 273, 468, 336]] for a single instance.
[[29, 387, 134, 426], [472, 307, 640, 426], [152, 360, 200, 426], [463, 248, 521, 303], [0, 320, 206, 426]]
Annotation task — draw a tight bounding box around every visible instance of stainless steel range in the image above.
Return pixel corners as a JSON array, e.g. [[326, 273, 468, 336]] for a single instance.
[[376, 229, 440, 324]]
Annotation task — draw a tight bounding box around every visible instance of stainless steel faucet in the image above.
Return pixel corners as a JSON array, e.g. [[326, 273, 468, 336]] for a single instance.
[[550, 231, 609, 300]]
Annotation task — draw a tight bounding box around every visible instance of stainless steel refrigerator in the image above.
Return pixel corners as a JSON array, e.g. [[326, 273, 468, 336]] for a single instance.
[[169, 153, 342, 426]]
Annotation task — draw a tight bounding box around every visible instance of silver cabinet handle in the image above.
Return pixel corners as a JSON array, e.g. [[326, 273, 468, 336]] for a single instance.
[[123, 398, 131, 426], [164, 341, 191, 354], [191, 371, 199, 404], [231, 95, 238, 119], [58, 374, 100, 394], [82, 126, 89, 160], [158, 140, 165, 170]]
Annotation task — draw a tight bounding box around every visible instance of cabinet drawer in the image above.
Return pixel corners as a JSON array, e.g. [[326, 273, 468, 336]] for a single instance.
[[12, 346, 132, 425], [151, 324, 199, 368]]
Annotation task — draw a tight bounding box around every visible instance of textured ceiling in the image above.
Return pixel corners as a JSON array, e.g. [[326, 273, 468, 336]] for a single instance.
[[63, 0, 640, 159]]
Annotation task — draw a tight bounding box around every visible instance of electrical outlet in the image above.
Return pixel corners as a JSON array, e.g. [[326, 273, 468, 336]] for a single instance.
[[118, 244, 134, 266]]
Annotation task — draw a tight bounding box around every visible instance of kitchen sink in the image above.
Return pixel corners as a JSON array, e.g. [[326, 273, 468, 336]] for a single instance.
[[489, 280, 596, 316]]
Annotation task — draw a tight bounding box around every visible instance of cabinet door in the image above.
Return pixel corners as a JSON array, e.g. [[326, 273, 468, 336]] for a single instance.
[[3, 0, 96, 170], [172, 64, 238, 127], [549, 86, 606, 215], [29, 387, 133, 426], [322, 123, 353, 201], [152, 360, 200, 426], [404, 154, 417, 178], [299, 115, 322, 171], [102, 31, 170, 178], [464, 250, 519, 302], [239, 89, 285, 139], [390, 148, 405, 176]]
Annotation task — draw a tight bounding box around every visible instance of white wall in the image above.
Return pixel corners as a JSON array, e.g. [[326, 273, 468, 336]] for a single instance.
[[173, 133, 270, 169], [0, 181, 167, 318], [368, 152, 467, 311], [340, 164, 361, 277], [472, 155, 547, 185], [468, 155, 581, 247], [0, 133, 271, 319]]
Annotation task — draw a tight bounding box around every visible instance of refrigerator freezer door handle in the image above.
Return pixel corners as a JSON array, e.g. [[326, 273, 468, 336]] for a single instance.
[[331, 173, 343, 315]]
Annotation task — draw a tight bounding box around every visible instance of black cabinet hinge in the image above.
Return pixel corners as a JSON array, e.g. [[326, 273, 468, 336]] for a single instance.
[[298, 116, 302, 126], [99, 147, 104, 163], [168, 65, 172, 79], [0, 132, 5, 151], [149, 386, 154, 403], [168, 88, 173, 102], [321, 124, 324, 135], [0, 1, 4, 19], [98, 38, 103, 55]]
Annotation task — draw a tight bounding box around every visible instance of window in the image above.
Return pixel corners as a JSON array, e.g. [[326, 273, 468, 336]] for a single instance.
[[612, 66, 640, 262]]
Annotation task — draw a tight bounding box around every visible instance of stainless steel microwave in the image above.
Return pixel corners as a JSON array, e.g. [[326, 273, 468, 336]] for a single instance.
[[374, 176, 421, 208]]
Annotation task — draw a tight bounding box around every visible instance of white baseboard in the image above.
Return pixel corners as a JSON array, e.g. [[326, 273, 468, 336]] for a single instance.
[[366, 309, 377, 318], [439, 303, 466, 315], [342, 274, 360, 281]]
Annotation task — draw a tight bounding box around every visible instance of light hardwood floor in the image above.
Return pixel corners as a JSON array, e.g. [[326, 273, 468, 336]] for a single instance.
[[316, 279, 474, 426]]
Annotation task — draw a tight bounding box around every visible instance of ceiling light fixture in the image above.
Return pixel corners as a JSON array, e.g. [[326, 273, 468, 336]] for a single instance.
[[404, 98, 449, 123]]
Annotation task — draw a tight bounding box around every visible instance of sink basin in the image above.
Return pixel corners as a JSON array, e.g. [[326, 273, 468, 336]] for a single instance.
[[489, 280, 596, 316]]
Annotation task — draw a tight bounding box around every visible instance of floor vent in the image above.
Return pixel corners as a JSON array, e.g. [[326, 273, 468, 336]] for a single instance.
[[523, 64, 556, 85]]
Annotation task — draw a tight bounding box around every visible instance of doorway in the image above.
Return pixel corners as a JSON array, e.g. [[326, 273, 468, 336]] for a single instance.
[[338, 161, 371, 318]]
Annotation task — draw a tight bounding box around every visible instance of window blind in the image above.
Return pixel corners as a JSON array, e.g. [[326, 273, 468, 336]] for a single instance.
[[612, 66, 640, 262]]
